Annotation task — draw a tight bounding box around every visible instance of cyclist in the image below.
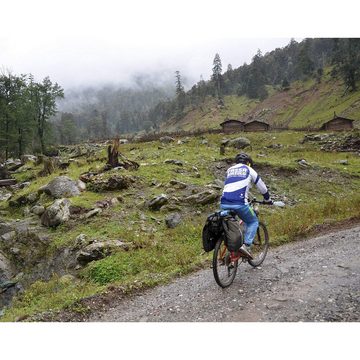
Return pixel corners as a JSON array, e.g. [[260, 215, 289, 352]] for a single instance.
[[220, 153, 272, 257]]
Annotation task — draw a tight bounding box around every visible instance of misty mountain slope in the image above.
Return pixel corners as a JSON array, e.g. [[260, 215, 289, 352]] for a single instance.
[[161, 73, 360, 132]]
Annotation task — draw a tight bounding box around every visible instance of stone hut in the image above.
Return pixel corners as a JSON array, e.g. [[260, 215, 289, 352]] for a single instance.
[[243, 120, 270, 132], [220, 118, 245, 133], [320, 113, 355, 131]]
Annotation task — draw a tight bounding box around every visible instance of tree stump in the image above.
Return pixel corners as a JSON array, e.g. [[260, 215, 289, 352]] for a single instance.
[[107, 138, 120, 168], [107, 137, 139, 170]]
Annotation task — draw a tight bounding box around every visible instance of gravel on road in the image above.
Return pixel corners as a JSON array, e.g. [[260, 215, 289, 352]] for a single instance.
[[89, 226, 360, 322]]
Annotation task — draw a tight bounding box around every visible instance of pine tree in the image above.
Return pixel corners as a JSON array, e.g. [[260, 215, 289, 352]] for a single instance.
[[175, 70, 186, 118], [212, 53, 223, 100]]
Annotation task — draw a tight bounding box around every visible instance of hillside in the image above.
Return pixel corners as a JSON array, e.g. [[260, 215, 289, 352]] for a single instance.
[[162, 70, 360, 132], [1, 129, 360, 321]]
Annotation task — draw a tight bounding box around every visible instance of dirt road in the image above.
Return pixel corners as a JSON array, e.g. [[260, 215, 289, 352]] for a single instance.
[[89, 226, 360, 322]]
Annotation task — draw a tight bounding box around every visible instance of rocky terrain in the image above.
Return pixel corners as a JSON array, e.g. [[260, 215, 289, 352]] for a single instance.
[[1, 130, 360, 321]]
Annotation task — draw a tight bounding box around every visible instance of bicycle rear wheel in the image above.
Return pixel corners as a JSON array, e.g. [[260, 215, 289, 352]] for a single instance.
[[213, 236, 238, 288], [248, 221, 269, 267]]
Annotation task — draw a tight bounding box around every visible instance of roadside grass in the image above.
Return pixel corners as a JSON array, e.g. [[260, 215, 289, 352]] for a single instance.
[[83, 219, 206, 286], [265, 193, 360, 245]]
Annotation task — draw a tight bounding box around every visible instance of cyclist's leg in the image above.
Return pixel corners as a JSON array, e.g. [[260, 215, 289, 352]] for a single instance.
[[233, 205, 259, 246]]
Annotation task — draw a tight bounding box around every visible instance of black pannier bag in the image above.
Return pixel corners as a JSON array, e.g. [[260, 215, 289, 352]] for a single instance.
[[222, 215, 243, 252], [202, 212, 222, 252]]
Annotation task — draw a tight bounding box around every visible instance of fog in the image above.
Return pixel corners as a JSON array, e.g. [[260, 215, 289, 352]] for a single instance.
[[0, 0, 355, 91]]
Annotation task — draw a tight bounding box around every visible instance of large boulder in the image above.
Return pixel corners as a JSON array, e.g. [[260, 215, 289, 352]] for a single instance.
[[41, 198, 71, 227], [39, 176, 81, 198], [76, 240, 129, 265], [227, 137, 251, 149]]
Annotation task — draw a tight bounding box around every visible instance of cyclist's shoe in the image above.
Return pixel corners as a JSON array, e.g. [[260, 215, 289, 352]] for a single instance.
[[239, 244, 253, 259]]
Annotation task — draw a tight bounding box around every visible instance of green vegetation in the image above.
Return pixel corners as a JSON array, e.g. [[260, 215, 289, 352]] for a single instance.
[[0, 275, 101, 322], [2, 130, 360, 321]]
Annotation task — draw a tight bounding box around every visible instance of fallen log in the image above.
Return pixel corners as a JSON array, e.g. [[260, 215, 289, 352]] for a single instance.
[[0, 179, 17, 187]]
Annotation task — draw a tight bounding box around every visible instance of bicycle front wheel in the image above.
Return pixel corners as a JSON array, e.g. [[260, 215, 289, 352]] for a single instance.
[[213, 236, 238, 288], [248, 221, 269, 267]]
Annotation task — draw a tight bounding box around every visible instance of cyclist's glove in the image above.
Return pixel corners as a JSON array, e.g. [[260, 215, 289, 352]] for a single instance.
[[263, 192, 273, 205]]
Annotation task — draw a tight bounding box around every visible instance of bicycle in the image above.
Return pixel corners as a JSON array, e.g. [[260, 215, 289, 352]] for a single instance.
[[212, 199, 274, 288]]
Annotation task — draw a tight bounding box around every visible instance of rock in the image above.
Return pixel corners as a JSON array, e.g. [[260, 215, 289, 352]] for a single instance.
[[95, 200, 110, 208], [0, 222, 14, 237], [0, 190, 12, 202], [301, 133, 331, 143], [119, 139, 129, 144], [184, 190, 219, 205], [267, 143, 282, 149], [30, 205, 46, 216], [5, 159, 22, 171], [9, 247, 20, 255], [110, 197, 120, 206], [201, 139, 208, 145], [165, 213, 182, 228], [19, 182, 31, 189], [336, 160, 349, 165], [27, 193, 39, 204], [74, 233, 90, 249], [0, 231, 16, 243], [298, 159, 310, 167], [212, 179, 224, 190], [77, 180, 86, 192], [88, 175, 135, 192], [148, 194, 168, 211], [227, 137, 251, 149], [76, 240, 129, 265], [164, 159, 183, 166], [0, 280, 17, 291], [20, 155, 37, 164], [69, 205, 86, 215], [84, 208, 102, 219], [39, 176, 81, 198], [0, 251, 13, 281], [23, 206, 31, 217], [160, 136, 175, 144], [41, 198, 71, 228], [169, 180, 187, 189]]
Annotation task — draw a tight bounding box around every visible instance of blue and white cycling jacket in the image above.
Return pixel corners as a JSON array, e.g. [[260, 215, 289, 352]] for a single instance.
[[220, 163, 270, 205]]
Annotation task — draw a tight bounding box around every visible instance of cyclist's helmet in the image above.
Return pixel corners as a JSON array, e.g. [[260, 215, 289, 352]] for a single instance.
[[235, 153, 254, 167]]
